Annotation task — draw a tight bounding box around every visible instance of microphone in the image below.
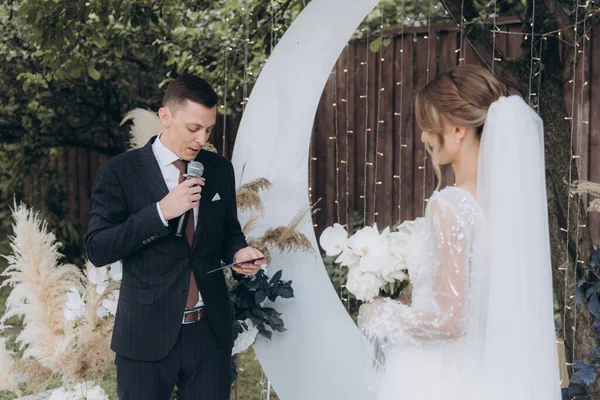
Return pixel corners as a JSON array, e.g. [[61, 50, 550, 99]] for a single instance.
[[175, 161, 205, 237]]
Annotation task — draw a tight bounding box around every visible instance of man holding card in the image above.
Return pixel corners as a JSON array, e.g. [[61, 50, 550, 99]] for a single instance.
[[85, 74, 265, 400]]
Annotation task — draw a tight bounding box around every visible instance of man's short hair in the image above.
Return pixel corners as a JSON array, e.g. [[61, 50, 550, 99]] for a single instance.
[[162, 74, 218, 112]]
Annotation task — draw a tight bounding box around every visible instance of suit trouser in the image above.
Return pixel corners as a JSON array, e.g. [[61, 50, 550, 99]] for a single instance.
[[115, 319, 231, 400]]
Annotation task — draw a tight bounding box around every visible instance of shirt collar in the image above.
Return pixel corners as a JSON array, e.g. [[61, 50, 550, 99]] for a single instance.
[[152, 133, 179, 168]]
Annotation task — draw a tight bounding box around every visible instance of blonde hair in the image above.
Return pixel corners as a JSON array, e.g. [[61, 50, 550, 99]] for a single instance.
[[415, 65, 509, 187]]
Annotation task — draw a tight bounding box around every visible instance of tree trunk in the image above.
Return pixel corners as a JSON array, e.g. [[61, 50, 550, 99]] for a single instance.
[[534, 61, 594, 366]]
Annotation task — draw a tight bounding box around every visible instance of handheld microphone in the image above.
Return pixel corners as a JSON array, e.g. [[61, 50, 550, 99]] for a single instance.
[[175, 161, 205, 237]]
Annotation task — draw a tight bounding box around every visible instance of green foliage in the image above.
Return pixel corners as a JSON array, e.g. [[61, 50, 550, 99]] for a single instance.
[[0, 0, 307, 265]]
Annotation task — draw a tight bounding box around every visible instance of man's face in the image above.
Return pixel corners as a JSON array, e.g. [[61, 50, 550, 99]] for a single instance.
[[159, 100, 216, 161]]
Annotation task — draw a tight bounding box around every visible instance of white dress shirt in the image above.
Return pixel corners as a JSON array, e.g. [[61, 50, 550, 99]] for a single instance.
[[152, 134, 204, 308]]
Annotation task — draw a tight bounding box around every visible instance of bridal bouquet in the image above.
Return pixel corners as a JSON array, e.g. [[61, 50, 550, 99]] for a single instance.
[[319, 218, 426, 302]]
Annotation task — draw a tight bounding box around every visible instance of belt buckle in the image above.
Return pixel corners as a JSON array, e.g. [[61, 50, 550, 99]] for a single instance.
[[182, 308, 202, 325]]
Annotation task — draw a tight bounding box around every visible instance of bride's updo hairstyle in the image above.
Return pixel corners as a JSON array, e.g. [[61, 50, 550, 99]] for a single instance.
[[415, 65, 509, 185]]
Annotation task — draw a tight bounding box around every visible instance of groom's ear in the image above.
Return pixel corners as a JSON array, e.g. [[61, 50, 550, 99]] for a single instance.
[[158, 107, 172, 129]]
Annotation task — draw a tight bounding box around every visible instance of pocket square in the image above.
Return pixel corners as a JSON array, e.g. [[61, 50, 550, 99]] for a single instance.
[[212, 193, 221, 202]]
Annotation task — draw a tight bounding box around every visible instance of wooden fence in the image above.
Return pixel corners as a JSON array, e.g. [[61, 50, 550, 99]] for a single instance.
[[309, 19, 600, 244], [21, 19, 600, 246]]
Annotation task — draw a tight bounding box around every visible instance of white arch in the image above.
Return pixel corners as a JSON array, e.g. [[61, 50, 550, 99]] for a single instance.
[[231, 0, 379, 398]]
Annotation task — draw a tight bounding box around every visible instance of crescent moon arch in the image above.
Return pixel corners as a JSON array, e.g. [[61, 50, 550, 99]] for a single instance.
[[231, 0, 379, 399]]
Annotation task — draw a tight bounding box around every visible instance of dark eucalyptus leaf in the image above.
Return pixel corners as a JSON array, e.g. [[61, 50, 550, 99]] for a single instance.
[[270, 269, 283, 285], [586, 287, 597, 302], [252, 306, 267, 320], [255, 290, 267, 304], [588, 293, 600, 319], [579, 367, 597, 386], [257, 324, 272, 340], [566, 382, 587, 397]]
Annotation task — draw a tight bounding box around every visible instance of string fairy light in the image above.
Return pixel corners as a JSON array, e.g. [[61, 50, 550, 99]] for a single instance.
[[459, 0, 465, 64], [562, 0, 582, 376], [344, 45, 351, 229], [491, 0, 502, 73], [373, 1, 384, 223], [535, 35, 544, 114], [221, 11, 230, 157], [362, 26, 370, 226], [421, 1, 433, 215], [571, 0, 591, 368], [334, 65, 341, 223], [395, 10, 406, 222], [342, 44, 350, 311], [527, 0, 536, 106], [241, 0, 250, 110]]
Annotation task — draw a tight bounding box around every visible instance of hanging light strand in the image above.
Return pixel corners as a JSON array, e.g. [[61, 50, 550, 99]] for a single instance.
[[562, 0, 582, 376], [222, 10, 230, 157], [373, 2, 384, 223], [396, 14, 406, 221], [421, 1, 433, 215], [362, 27, 370, 226]]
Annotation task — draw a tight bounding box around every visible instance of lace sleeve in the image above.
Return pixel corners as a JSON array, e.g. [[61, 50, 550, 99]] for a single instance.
[[358, 193, 475, 345]]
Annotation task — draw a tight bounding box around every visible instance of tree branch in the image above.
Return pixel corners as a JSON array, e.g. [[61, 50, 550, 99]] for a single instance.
[[438, 0, 515, 85]]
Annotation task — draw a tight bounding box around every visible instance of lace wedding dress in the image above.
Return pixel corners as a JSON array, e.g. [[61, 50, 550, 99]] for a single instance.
[[358, 96, 561, 400], [359, 186, 481, 399]]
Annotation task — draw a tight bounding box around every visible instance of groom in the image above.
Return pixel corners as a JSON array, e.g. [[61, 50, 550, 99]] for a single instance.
[[86, 74, 265, 399]]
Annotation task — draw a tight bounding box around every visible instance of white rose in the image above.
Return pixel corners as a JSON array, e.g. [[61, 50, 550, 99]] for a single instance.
[[64, 287, 86, 321], [96, 305, 109, 319], [396, 217, 426, 236], [350, 224, 388, 261], [85, 385, 109, 400], [101, 290, 120, 316], [334, 246, 359, 268], [88, 267, 109, 295], [345, 268, 384, 302], [109, 261, 123, 281], [380, 259, 408, 283], [319, 223, 348, 256], [49, 388, 80, 400], [232, 319, 259, 355]]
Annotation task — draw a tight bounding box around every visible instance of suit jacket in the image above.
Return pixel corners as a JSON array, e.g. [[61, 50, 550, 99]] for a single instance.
[[85, 136, 247, 361]]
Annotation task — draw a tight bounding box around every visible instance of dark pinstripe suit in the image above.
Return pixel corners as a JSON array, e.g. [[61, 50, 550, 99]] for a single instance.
[[86, 137, 247, 399]]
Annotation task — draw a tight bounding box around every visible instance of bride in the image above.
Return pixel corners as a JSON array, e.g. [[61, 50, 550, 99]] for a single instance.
[[358, 65, 561, 400]]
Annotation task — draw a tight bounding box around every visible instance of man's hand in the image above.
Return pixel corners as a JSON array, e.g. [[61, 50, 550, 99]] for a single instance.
[[232, 247, 266, 276], [158, 178, 205, 221]]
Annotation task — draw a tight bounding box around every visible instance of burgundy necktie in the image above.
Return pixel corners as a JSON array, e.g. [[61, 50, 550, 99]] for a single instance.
[[172, 159, 200, 309]]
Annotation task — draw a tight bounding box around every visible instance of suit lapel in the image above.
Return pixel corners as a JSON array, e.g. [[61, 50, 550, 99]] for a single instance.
[[192, 150, 216, 250], [132, 137, 170, 203]]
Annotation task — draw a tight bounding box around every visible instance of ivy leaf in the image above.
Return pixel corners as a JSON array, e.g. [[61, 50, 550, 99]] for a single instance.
[[369, 36, 383, 53], [92, 31, 108, 48], [87, 65, 102, 81]]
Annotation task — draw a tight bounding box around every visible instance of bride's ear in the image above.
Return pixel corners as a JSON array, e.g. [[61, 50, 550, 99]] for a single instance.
[[454, 126, 468, 141]]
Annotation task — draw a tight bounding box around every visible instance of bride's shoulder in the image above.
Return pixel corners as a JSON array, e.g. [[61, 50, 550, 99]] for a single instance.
[[427, 186, 479, 221]]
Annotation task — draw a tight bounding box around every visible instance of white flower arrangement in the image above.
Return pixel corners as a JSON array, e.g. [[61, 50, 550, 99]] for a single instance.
[[64, 262, 122, 322], [319, 218, 426, 302], [49, 382, 109, 400], [232, 319, 259, 355]]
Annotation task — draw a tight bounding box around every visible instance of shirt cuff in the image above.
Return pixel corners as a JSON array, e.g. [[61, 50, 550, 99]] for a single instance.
[[156, 202, 168, 227]]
